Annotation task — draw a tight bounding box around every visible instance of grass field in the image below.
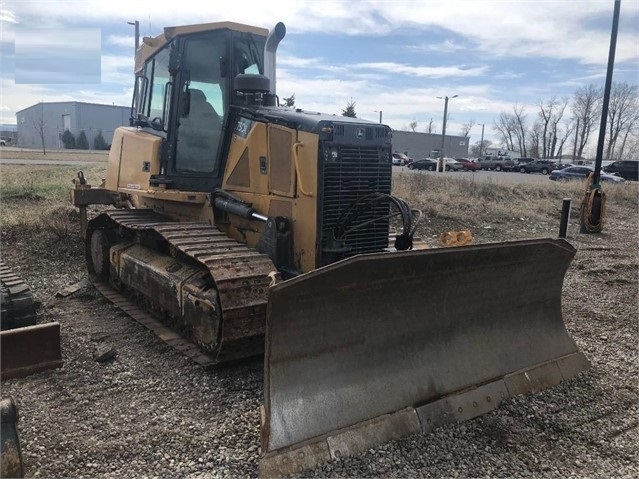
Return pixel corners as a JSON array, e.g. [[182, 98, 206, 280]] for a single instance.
[[0, 164, 108, 237], [0, 148, 108, 162]]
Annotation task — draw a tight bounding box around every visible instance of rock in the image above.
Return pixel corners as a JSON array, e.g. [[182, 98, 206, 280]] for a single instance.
[[93, 345, 117, 363]]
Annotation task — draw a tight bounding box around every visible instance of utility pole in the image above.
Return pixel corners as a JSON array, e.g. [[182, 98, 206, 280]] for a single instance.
[[572, 118, 579, 162], [437, 95, 457, 172], [375, 110, 382, 124], [479, 123, 485, 158], [127, 20, 140, 55]]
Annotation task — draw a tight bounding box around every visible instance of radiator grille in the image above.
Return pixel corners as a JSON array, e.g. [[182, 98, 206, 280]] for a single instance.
[[319, 145, 392, 265]]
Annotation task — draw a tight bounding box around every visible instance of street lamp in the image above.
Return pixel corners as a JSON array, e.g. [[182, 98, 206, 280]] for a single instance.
[[374, 110, 382, 124], [436, 95, 458, 172], [127, 20, 140, 55]]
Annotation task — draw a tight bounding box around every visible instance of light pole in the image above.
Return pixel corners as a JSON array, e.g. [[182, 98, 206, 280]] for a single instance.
[[479, 123, 485, 158], [436, 95, 457, 172], [127, 20, 140, 55], [374, 110, 382, 124]]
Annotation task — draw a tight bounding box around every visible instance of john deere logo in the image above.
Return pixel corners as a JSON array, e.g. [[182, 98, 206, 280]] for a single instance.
[[356, 128, 365, 139]]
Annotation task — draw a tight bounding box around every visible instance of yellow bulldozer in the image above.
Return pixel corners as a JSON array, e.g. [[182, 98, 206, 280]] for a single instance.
[[72, 20, 589, 476]]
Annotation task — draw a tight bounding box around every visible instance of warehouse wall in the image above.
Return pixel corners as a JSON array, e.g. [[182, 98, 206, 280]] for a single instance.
[[16, 102, 129, 150], [391, 131, 470, 160]]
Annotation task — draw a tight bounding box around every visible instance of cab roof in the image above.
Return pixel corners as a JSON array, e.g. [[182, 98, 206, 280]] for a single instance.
[[135, 21, 269, 73]]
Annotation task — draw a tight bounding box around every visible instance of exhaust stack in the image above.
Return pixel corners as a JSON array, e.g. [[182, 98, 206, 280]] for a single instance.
[[264, 22, 286, 95]]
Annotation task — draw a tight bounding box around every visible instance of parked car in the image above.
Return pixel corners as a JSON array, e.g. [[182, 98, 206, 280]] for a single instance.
[[549, 166, 625, 183], [519, 159, 558, 174], [408, 158, 438, 171], [0, 139, 6, 146], [392, 152, 410, 166], [476, 156, 516, 171], [443, 158, 463, 171], [553, 163, 576, 170], [603, 160, 638, 181], [455, 158, 479, 171], [512, 157, 536, 168]]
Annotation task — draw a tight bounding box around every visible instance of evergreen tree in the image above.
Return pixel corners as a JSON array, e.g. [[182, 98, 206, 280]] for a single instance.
[[342, 98, 357, 118], [61, 129, 76, 149], [76, 130, 90, 150], [282, 94, 296, 107], [93, 130, 109, 150]]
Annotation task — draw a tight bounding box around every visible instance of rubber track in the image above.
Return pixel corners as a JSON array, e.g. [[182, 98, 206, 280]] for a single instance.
[[100, 209, 277, 363], [0, 262, 36, 330]]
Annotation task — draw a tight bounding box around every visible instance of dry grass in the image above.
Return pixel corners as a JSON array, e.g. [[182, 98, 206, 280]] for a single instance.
[[0, 164, 107, 237], [0, 163, 636, 241], [392, 171, 638, 235]]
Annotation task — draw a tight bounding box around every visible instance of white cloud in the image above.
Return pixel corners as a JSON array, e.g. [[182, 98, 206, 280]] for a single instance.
[[0, 9, 17, 23], [107, 34, 134, 48], [101, 54, 134, 84], [408, 39, 470, 54], [353, 62, 488, 78]]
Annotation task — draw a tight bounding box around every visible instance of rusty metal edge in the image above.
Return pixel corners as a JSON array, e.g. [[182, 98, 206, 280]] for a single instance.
[[258, 351, 590, 478], [0, 323, 63, 380]]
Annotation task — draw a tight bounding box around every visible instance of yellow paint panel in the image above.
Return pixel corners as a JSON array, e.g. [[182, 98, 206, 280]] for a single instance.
[[291, 131, 319, 272], [268, 125, 295, 197], [105, 127, 162, 193], [223, 122, 269, 195]]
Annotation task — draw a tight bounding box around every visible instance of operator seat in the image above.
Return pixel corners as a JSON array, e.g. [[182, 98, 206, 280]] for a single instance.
[[177, 88, 222, 172]]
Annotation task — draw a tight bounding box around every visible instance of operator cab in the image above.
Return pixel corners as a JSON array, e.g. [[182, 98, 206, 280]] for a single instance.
[[130, 22, 269, 191]]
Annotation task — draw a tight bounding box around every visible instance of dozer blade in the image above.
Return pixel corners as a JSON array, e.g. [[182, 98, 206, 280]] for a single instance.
[[260, 238, 589, 476], [0, 323, 63, 380]]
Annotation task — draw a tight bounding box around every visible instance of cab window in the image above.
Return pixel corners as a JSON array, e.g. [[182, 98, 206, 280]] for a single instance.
[[175, 33, 228, 173], [134, 45, 171, 129]]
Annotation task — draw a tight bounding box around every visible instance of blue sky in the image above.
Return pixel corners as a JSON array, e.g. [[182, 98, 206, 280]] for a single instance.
[[1, 0, 638, 149]]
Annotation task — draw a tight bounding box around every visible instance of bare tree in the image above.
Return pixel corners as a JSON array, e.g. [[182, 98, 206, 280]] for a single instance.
[[470, 139, 492, 157], [512, 104, 527, 156], [620, 131, 639, 160], [537, 97, 560, 158], [606, 81, 639, 160], [527, 121, 543, 158], [493, 112, 517, 151], [548, 98, 568, 158], [426, 118, 436, 134], [616, 119, 639, 160], [460, 119, 475, 137], [33, 103, 47, 155], [571, 84, 602, 159], [555, 120, 576, 160], [409, 119, 418, 132]]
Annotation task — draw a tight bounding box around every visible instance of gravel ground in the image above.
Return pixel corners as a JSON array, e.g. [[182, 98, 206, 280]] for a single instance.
[[1, 197, 637, 478]]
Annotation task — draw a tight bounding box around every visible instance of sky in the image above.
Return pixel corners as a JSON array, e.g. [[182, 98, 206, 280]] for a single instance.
[[1, 0, 638, 148]]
